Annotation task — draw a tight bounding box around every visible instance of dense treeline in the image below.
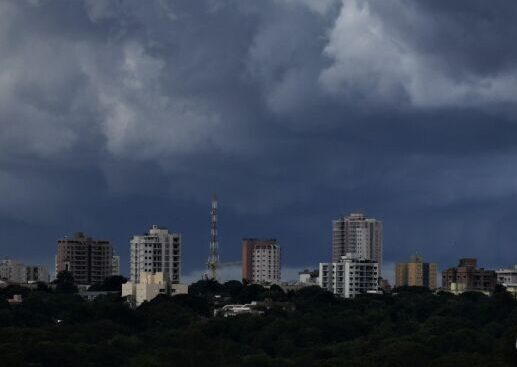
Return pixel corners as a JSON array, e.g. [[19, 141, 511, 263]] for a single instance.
[[1, 281, 517, 367]]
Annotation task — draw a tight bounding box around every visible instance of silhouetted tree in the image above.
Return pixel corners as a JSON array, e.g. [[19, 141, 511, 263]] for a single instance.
[[54, 271, 78, 294]]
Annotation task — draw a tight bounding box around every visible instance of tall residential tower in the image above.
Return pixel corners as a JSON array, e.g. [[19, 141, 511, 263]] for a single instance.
[[242, 239, 281, 284], [56, 232, 113, 285], [129, 225, 181, 284], [332, 213, 383, 272]]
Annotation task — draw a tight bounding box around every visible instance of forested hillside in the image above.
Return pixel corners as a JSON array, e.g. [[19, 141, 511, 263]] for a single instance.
[[1, 282, 516, 367]]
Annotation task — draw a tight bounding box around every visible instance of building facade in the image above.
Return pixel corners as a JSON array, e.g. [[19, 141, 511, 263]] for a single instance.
[[319, 254, 379, 298], [0, 260, 49, 283], [299, 269, 319, 285], [242, 239, 281, 284], [496, 265, 517, 298], [0, 260, 27, 283], [130, 225, 181, 284], [395, 255, 437, 289], [332, 213, 383, 273], [112, 255, 121, 276], [122, 272, 188, 307], [26, 265, 50, 283], [56, 232, 114, 285], [442, 258, 497, 293]]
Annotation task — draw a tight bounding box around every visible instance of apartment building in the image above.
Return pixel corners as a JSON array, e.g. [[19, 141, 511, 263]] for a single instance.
[[130, 225, 181, 283], [496, 265, 517, 298], [0, 259, 49, 284], [56, 232, 114, 285], [319, 254, 379, 298], [442, 258, 497, 293], [332, 213, 383, 273], [242, 239, 281, 284], [26, 265, 50, 283], [396, 255, 438, 289], [0, 259, 27, 283]]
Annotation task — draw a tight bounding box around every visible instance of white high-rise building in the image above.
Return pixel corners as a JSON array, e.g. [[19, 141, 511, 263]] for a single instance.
[[242, 239, 281, 284], [332, 213, 383, 273], [319, 254, 379, 298], [130, 225, 181, 284]]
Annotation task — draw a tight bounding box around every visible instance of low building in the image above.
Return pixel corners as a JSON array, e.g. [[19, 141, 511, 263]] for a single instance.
[[7, 294, 23, 306], [0, 260, 27, 283], [299, 269, 319, 285], [442, 258, 497, 294], [319, 254, 379, 298], [216, 304, 262, 317], [122, 272, 188, 307], [395, 255, 437, 289], [79, 291, 120, 301], [215, 299, 295, 317], [0, 260, 49, 284], [279, 269, 319, 292], [496, 265, 517, 298]]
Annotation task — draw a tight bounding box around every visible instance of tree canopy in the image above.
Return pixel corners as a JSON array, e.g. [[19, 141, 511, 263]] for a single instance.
[[0, 281, 516, 366]]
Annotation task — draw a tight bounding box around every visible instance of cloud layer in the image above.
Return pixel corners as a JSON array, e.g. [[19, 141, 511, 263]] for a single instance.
[[1, 0, 517, 276]]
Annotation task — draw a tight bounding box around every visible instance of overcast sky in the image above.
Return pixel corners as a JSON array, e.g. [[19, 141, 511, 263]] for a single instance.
[[2, 0, 517, 281]]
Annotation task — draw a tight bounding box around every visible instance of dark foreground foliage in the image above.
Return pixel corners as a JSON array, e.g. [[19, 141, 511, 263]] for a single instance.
[[1, 283, 517, 367]]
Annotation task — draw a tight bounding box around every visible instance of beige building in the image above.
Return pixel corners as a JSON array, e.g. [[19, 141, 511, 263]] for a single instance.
[[122, 272, 188, 307], [395, 255, 437, 289], [332, 213, 383, 273]]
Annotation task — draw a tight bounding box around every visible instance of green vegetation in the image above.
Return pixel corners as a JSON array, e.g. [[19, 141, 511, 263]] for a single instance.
[[0, 281, 516, 367]]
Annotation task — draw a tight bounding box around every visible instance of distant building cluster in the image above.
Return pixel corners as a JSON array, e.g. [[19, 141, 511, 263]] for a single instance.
[[0, 259, 49, 284], [3, 197, 517, 304]]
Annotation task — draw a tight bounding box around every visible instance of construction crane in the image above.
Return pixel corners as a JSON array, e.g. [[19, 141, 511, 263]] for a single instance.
[[207, 194, 219, 280]]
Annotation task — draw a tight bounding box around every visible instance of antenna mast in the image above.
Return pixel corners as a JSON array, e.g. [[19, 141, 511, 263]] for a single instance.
[[207, 194, 219, 280]]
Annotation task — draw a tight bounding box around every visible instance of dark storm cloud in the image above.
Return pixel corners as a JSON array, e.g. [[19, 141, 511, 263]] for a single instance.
[[1, 0, 517, 279]]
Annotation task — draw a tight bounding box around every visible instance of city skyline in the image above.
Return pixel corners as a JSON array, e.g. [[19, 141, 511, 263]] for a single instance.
[[2, 1, 517, 282], [2, 203, 517, 285]]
